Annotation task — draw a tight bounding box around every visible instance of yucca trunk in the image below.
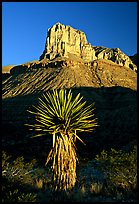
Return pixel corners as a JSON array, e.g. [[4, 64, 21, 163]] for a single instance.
[[46, 133, 77, 191]]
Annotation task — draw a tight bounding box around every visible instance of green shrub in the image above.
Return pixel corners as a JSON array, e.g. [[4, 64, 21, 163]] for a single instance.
[[2, 151, 38, 202], [2, 188, 37, 202], [95, 146, 137, 194], [2, 151, 37, 184]]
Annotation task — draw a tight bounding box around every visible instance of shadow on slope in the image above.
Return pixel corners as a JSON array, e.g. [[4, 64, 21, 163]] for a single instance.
[[2, 86, 137, 163]]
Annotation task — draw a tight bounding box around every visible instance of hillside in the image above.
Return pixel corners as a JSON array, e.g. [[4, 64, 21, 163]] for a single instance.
[[2, 57, 137, 155], [2, 58, 136, 99], [2, 65, 15, 73], [129, 53, 137, 66]]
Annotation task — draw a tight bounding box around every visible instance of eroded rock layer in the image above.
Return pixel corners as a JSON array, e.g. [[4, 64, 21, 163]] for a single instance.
[[39, 22, 137, 71]]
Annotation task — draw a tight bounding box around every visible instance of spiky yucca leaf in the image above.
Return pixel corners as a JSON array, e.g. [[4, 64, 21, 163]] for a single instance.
[[26, 89, 98, 192], [27, 89, 97, 140]]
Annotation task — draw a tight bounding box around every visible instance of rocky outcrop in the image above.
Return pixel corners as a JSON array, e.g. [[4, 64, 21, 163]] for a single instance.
[[7, 22, 137, 76], [9, 60, 48, 75], [93, 47, 137, 72], [40, 22, 137, 72], [129, 53, 137, 66], [2, 73, 11, 81], [10, 65, 28, 75], [40, 22, 96, 62]]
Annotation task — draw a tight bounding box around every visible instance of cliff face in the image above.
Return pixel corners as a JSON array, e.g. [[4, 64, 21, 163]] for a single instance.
[[129, 53, 137, 66], [93, 47, 137, 72], [39, 22, 137, 72], [40, 22, 96, 62]]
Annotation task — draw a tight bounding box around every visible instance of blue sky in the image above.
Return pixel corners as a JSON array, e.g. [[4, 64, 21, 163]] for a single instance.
[[2, 2, 137, 66]]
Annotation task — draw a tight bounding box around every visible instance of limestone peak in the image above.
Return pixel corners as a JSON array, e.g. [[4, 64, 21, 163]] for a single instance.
[[39, 23, 137, 71], [40, 22, 96, 62]]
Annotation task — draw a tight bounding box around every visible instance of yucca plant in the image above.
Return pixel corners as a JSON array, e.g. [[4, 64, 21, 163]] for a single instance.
[[26, 89, 98, 192]]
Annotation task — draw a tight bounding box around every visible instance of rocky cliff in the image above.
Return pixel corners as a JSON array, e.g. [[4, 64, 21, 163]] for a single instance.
[[40, 22, 96, 62], [3, 22, 137, 76], [39, 22, 137, 71], [129, 53, 137, 66], [93, 46, 137, 71]]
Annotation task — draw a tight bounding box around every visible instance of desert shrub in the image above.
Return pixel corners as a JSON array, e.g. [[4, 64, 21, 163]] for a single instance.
[[33, 166, 53, 190], [90, 182, 103, 194], [2, 151, 38, 202], [2, 151, 37, 184], [95, 146, 137, 196], [2, 187, 37, 202]]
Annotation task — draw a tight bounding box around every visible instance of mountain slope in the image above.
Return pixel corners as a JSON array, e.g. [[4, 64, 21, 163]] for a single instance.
[[2, 65, 15, 73], [2, 58, 137, 100], [2, 56, 137, 159]]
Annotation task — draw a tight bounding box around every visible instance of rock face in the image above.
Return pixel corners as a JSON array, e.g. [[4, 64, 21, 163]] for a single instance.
[[39, 22, 137, 72], [129, 53, 137, 66], [40, 22, 97, 62], [93, 46, 137, 72]]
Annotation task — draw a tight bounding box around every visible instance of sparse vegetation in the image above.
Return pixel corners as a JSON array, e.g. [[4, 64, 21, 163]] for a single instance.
[[95, 146, 137, 199], [2, 143, 137, 202], [2, 151, 38, 202]]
